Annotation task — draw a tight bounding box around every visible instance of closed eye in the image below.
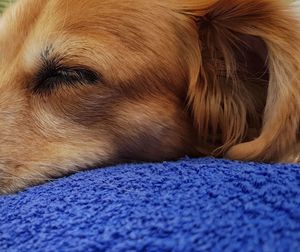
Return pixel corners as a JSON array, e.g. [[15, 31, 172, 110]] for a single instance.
[[33, 59, 101, 94]]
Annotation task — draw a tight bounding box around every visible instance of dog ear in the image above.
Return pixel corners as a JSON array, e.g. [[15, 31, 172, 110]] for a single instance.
[[179, 0, 300, 161]]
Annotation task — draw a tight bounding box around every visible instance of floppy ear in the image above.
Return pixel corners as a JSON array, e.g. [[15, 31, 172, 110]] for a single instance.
[[180, 0, 300, 161]]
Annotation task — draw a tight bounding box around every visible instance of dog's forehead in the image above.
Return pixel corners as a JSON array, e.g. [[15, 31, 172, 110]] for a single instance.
[[19, 0, 184, 73], [1, 0, 168, 49], [22, 36, 108, 74], [43, 0, 164, 26], [1, 0, 190, 89]]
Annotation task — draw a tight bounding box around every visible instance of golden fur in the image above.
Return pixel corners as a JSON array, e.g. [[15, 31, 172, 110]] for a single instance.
[[0, 0, 299, 193]]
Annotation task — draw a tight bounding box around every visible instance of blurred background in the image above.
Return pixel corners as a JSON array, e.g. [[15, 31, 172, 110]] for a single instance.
[[0, 0, 12, 14]]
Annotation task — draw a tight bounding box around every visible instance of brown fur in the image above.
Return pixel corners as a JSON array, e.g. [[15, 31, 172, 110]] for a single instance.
[[0, 0, 299, 193]]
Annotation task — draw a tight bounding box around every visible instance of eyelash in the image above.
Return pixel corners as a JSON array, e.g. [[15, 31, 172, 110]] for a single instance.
[[32, 61, 101, 94]]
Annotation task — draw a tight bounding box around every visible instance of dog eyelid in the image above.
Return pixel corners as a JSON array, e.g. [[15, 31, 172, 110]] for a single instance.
[[32, 64, 102, 94], [54, 66, 101, 84]]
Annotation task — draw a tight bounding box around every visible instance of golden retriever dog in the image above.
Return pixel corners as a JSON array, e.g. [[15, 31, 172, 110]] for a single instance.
[[0, 0, 300, 193]]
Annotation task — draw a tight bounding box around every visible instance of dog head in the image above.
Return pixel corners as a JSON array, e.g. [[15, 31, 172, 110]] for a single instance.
[[0, 0, 207, 193], [1, 0, 298, 193]]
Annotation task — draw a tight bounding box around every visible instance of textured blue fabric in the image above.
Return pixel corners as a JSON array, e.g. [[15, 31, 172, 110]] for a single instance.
[[0, 158, 300, 252]]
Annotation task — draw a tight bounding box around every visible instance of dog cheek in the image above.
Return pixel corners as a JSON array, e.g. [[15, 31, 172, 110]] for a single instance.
[[112, 97, 198, 162]]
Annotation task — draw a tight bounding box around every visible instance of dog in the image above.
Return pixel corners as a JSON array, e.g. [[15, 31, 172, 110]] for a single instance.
[[0, 0, 300, 193]]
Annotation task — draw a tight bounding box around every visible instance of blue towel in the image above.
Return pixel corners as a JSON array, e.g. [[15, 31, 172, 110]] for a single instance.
[[0, 158, 300, 252]]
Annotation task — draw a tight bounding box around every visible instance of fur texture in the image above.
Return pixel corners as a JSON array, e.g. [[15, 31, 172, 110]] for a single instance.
[[0, 0, 299, 193]]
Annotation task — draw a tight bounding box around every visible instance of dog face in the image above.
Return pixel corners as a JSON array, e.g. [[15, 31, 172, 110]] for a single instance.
[[0, 0, 203, 193], [1, 0, 300, 193]]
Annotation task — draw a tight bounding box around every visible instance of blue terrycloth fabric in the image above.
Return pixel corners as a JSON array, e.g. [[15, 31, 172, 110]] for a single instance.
[[0, 158, 300, 252]]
